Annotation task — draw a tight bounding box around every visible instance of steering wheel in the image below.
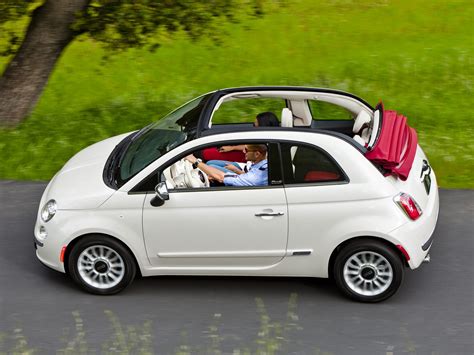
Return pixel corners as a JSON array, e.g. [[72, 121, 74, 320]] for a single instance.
[[183, 159, 210, 188]]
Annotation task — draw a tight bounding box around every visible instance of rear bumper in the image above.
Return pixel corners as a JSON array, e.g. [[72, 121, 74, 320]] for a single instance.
[[390, 183, 439, 269], [422, 232, 435, 251]]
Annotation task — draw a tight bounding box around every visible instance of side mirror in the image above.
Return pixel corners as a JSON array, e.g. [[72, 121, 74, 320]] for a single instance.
[[150, 182, 169, 207]]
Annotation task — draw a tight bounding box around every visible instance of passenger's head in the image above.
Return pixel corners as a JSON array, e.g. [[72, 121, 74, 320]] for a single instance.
[[255, 112, 279, 127], [244, 144, 267, 163]]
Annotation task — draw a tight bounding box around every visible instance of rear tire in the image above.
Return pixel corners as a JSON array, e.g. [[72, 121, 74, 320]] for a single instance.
[[68, 235, 136, 295], [333, 239, 404, 302]]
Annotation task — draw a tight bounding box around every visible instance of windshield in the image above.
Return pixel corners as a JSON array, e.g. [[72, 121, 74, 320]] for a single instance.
[[118, 94, 210, 184]]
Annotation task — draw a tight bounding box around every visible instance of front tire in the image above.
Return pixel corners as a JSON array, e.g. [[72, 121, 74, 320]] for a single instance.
[[68, 235, 136, 295], [333, 239, 404, 302]]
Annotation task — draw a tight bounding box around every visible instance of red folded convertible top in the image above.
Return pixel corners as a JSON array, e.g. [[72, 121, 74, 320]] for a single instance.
[[365, 103, 418, 180]]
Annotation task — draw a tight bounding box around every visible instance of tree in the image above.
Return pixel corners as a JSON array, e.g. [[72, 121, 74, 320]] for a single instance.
[[0, 0, 263, 128]]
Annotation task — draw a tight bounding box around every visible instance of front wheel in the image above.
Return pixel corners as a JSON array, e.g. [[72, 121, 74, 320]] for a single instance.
[[68, 235, 136, 295], [333, 239, 404, 302]]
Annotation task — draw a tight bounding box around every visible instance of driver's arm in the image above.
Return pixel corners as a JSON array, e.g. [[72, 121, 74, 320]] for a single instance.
[[185, 155, 226, 183], [218, 144, 245, 153]]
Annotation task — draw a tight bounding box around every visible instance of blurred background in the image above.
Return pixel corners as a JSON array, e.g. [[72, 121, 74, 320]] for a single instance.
[[0, 0, 472, 188]]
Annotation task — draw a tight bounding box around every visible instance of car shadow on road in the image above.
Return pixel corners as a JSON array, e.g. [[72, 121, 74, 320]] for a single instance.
[[129, 274, 342, 300]]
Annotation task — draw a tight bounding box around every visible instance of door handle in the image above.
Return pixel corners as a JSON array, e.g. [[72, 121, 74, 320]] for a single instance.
[[255, 212, 285, 217]]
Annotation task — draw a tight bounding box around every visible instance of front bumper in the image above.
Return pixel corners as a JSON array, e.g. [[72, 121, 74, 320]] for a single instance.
[[34, 218, 66, 273], [34, 235, 43, 248]]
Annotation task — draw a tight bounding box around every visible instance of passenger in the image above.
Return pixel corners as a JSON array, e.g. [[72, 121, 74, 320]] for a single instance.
[[206, 112, 278, 173], [185, 144, 268, 187]]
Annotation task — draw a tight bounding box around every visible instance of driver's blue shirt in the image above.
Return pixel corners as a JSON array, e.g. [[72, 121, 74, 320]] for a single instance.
[[223, 159, 268, 187]]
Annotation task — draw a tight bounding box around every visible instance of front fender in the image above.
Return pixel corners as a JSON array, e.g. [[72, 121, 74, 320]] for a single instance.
[[35, 204, 149, 274]]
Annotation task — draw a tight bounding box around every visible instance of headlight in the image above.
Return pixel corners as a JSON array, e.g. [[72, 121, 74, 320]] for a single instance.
[[41, 199, 57, 222]]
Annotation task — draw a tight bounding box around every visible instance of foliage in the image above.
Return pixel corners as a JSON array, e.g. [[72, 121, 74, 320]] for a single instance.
[[74, 0, 263, 51], [0, 0, 39, 56], [0, 0, 264, 57], [0, 0, 472, 188], [0, 0, 35, 24]]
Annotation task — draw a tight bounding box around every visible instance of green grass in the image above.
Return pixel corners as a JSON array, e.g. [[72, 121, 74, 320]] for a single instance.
[[0, 0, 473, 188]]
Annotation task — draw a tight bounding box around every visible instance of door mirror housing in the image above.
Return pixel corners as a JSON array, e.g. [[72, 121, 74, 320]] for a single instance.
[[150, 182, 169, 207]]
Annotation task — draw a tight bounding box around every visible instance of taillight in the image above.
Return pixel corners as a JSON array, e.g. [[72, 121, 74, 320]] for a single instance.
[[394, 193, 422, 220]]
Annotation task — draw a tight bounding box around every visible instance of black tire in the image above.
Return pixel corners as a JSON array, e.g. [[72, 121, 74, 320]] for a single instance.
[[333, 239, 404, 302], [68, 235, 136, 295]]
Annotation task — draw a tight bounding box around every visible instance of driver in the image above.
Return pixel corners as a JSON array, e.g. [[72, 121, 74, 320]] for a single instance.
[[185, 144, 268, 187]]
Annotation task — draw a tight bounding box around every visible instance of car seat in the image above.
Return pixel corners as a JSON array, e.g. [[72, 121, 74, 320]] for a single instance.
[[353, 111, 372, 146], [281, 108, 293, 128]]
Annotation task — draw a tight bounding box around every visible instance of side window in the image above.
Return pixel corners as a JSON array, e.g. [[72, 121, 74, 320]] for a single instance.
[[309, 100, 353, 121], [280, 143, 346, 184], [160, 142, 281, 190], [212, 98, 286, 124]]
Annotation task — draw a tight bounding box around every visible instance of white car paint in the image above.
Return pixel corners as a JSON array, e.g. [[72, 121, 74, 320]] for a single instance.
[[34, 87, 439, 301], [35, 129, 438, 273], [39, 132, 132, 210]]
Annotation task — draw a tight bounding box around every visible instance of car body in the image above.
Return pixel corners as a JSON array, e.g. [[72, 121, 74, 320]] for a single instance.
[[34, 87, 439, 302]]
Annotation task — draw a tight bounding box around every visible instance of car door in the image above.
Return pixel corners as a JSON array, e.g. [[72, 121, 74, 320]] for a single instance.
[[142, 143, 288, 269], [279, 141, 350, 258]]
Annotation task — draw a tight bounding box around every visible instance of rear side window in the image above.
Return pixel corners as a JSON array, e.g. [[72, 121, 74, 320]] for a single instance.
[[309, 100, 353, 121], [280, 143, 347, 184]]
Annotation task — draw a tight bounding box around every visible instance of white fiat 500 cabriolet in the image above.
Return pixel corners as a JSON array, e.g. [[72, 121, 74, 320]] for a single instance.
[[34, 87, 439, 302]]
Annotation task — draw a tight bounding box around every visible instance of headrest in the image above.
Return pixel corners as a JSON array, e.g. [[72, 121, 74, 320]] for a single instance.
[[281, 108, 293, 128], [353, 111, 372, 134]]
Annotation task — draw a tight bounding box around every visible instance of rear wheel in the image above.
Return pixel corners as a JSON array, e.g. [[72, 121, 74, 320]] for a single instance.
[[333, 239, 404, 302], [68, 235, 136, 295]]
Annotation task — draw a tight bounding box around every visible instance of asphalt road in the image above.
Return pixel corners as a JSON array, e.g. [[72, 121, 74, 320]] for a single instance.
[[0, 181, 473, 354]]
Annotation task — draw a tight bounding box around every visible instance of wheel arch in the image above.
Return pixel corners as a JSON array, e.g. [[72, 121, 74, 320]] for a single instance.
[[328, 236, 408, 279], [63, 233, 143, 277]]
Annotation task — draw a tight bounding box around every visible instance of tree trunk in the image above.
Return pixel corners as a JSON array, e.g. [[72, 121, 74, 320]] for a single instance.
[[0, 0, 90, 128]]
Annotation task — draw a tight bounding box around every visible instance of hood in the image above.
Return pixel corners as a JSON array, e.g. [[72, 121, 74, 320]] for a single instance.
[[43, 132, 134, 210]]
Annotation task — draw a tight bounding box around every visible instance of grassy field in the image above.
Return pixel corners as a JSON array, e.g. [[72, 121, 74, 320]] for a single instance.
[[0, 0, 473, 188]]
